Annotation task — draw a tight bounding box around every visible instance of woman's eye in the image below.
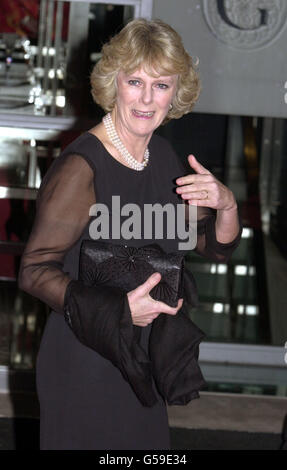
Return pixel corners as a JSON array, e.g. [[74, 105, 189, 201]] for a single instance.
[[128, 80, 141, 86], [156, 83, 169, 89]]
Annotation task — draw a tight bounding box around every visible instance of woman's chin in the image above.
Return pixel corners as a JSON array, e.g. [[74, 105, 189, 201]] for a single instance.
[[130, 117, 162, 136]]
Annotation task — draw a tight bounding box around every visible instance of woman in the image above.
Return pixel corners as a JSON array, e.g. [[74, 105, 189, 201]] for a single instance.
[[18, 18, 242, 450]]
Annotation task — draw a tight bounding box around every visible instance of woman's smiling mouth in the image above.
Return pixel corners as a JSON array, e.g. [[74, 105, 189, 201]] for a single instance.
[[132, 109, 155, 118]]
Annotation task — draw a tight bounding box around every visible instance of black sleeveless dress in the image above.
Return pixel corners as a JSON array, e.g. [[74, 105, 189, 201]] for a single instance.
[[19, 131, 242, 450]]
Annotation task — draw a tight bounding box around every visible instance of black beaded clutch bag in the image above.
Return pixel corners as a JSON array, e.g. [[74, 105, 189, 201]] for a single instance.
[[78, 240, 185, 308]]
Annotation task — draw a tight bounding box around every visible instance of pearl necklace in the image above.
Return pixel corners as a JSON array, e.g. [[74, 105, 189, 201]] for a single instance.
[[102, 113, 149, 171]]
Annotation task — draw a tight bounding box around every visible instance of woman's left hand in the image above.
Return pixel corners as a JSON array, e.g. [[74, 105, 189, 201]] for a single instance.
[[176, 154, 237, 211]]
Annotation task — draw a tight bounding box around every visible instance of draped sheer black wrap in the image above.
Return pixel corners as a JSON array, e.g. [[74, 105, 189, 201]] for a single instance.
[[63, 266, 207, 407]]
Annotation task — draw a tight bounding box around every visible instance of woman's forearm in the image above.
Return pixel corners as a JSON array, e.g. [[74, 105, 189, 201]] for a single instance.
[[215, 203, 240, 244]]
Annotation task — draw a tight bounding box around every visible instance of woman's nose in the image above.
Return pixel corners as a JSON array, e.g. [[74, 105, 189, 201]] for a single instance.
[[141, 86, 153, 105]]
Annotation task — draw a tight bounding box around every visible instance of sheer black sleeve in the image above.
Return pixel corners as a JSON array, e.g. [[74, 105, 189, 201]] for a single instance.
[[193, 205, 243, 262], [18, 152, 95, 314]]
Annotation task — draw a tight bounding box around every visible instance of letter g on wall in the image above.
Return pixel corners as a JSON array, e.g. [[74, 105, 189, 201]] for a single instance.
[[203, 0, 287, 50]]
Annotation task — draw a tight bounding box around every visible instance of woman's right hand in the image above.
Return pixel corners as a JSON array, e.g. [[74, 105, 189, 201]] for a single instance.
[[127, 272, 183, 327]]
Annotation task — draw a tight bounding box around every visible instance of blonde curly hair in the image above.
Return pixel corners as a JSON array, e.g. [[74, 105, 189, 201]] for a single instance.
[[90, 18, 201, 124]]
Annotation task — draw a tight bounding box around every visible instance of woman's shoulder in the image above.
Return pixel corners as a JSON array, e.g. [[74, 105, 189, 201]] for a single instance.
[[61, 130, 100, 155], [59, 129, 106, 173]]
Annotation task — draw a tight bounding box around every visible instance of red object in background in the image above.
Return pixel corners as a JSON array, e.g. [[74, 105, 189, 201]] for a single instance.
[[0, 0, 39, 37], [0, 0, 70, 40]]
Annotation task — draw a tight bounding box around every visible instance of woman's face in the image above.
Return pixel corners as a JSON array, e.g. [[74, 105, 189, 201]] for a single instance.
[[114, 67, 177, 140]]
